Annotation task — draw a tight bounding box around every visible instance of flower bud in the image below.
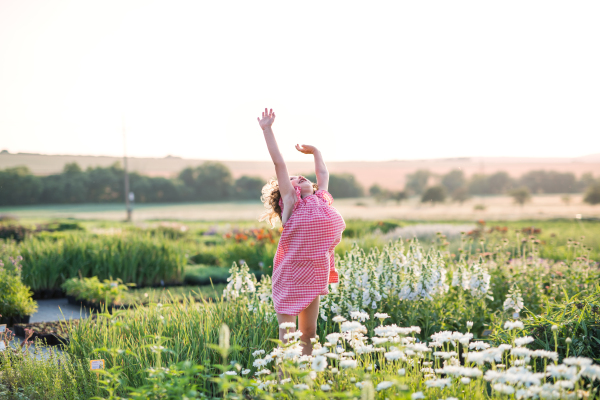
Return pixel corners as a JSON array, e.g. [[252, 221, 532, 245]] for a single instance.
[[551, 325, 558, 332], [566, 337, 572, 344]]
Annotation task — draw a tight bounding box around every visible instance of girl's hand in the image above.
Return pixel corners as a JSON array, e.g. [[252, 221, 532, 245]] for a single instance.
[[257, 108, 276, 130], [295, 144, 319, 155]]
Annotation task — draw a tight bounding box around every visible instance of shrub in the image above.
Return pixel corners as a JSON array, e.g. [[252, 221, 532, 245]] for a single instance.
[[584, 182, 600, 205], [421, 185, 446, 204], [0, 263, 37, 319], [509, 186, 532, 206]]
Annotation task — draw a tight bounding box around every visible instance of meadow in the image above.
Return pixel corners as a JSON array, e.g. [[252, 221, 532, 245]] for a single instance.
[[0, 217, 599, 399]]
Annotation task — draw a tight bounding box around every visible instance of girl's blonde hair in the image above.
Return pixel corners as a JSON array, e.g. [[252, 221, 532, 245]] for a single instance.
[[259, 178, 318, 227]]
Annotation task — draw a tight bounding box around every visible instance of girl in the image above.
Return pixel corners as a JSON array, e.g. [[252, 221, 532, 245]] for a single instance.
[[257, 108, 345, 355]]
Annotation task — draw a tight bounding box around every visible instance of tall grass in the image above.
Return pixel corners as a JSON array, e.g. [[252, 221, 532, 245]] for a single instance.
[[19, 231, 187, 291], [65, 295, 278, 394]]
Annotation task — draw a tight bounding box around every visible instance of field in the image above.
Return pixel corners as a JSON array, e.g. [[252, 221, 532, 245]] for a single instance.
[[1, 217, 599, 399], [1, 193, 599, 221]]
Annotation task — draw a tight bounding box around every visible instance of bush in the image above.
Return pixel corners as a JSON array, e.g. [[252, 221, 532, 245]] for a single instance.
[[509, 186, 532, 205], [584, 182, 600, 205], [421, 185, 446, 204], [0, 264, 37, 319], [184, 265, 231, 285], [305, 173, 364, 198], [19, 232, 187, 291]]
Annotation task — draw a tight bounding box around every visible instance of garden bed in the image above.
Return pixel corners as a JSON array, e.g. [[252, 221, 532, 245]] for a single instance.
[[66, 284, 227, 311], [13, 320, 77, 346]]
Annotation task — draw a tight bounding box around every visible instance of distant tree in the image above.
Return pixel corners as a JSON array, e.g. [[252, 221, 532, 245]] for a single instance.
[[468, 174, 490, 195], [235, 176, 264, 200], [487, 172, 513, 194], [304, 173, 364, 198], [0, 166, 42, 205], [578, 173, 596, 192], [520, 170, 577, 194], [509, 186, 531, 206], [452, 186, 470, 204], [441, 170, 465, 194], [583, 182, 600, 205], [405, 170, 431, 195], [369, 184, 383, 197], [390, 190, 408, 205], [178, 162, 234, 201], [421, 186, 446, 204]]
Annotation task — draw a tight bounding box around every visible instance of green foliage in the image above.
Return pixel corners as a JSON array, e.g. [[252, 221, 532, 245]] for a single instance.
[[469, 172, 514, 195], [178, 161, 234, 201], [0, 348, 98, 399], [519, 170, 580, 194], [0, 264, 37, 318], [234, 175, 264, 200], [304, 173, 364, 198], [509, 186, 532, 205], [19, 232, 187, 291], [421, 185, 446, 204], [61, 277, 131, 304], [405, 169, 430, 195], [184, 265, 232, 285], [0, 166, 42, 206], [441, 169, 466, 193], [584, 182, 600, 205], [451, 186, 470, 203]]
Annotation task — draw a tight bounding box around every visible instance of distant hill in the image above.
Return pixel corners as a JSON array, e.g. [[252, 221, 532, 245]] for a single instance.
[[1, 152, 598, 190]]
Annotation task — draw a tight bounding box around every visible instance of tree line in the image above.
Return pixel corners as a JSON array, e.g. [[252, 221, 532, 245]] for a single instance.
[[369, 169, 600, 205], [0, 162, 364, 206]]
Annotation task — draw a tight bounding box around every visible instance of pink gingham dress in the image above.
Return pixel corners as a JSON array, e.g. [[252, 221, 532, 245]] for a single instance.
[[272, 186, 346, 316]]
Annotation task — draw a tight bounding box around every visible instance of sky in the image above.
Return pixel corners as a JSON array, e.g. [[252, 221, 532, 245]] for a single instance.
[[0, 0, 599, 162]]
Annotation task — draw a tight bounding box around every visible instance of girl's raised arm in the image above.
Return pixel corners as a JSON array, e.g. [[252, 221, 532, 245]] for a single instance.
[[257, 108, 296, 206], [295, 144, 329, 192]]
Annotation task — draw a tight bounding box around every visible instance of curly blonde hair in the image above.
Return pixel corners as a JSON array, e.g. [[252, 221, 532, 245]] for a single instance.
[[259, 178, 318, 227]]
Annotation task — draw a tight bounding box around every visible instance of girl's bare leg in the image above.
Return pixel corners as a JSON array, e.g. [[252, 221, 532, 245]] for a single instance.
[[298, 296, 320, 355], [276, 313, 296, 344]]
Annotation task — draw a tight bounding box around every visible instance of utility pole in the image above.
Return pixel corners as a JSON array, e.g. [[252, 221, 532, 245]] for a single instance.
[[123, 117, 132, 222]]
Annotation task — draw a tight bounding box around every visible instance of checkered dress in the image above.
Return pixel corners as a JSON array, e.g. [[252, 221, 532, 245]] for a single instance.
[[272, 186, 346, 316]]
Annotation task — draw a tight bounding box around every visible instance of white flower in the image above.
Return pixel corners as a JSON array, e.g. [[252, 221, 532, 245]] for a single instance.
[[326, 333, 342, 344], [374, 313, 390, 319], [279, 322, 295, 329], [252, 349, 265, 357], [469, 341, 490, 350], [340, 359, 357, 369], [563, 357, 593, 367], [355, 382, 365, 389], [312, 356, 328, 372], [284, 331, 303, 340], [384, 350, 405, 361], [514, 336, 534, 347], [350, 311, 370, 322], [504, 321, 524, 330], [253, 358, 267, 368], [341, 321, 365, 332], [425, 378, 451, 388], [531, 350, 558, 360], [376, 381, 393, 391], [581, 365, 600, 381], [466, 321, 474, 328], [225, 371, 237, 376], [372, 337, 388, 345], [411, 392, 425, 399], [312, 347, 328, 356], [255, 369, 271, 376], [294, 383, 309, 390], [320, 384, 331, 391], [461, 377, 471, 384], [493, 383, 515, 395], [398, 368, 406, 376], [241, 369, 250, 375]]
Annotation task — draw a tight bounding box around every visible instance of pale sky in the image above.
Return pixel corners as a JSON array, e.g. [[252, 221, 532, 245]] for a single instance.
[[1, 0, 599, 162]]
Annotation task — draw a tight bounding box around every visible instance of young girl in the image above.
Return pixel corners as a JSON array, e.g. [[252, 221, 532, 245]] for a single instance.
[[257, 108, 345, 355]]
